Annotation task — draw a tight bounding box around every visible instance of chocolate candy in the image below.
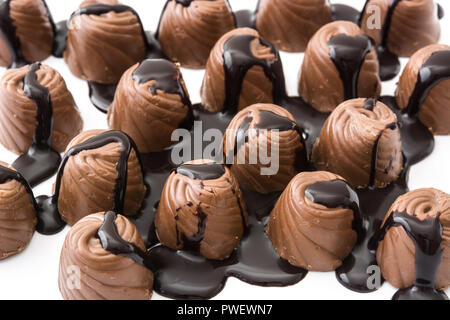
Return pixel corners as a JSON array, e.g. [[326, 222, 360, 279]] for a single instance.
[[255, 0, 332, 52], [375, 188, 450, 299], [312, 98, 403, 188], [0, 162, 36, 260], [157, 0, 235, 68], [396, 44, 450, 135], [108, 59, 191, 153], [223, 103, 306, 194], [299, 21, 381, 113], [64, 2, 147, 84], [267, 171, 359, 271], [155, 160, 247, 260], [58, 212, 153, 300]]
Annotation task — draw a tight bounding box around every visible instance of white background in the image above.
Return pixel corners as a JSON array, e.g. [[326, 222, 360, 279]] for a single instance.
[[0, 0, 448, 300]]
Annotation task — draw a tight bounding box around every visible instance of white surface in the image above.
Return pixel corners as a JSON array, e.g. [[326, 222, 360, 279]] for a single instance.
[[0, 0, 449, 300]]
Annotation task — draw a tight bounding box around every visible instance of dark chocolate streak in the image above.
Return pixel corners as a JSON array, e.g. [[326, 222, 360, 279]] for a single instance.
[[176, 162, 225, 180], [98, 211, 150, 267], [328, 34, 372, 100], [0, 164, 37, 213], [305, 179, 362, 234], [222, 34, 285, 114], [405, 50, 450, 116], [373, 211, 448, 300], [36, 131, 144, 235], [12, 63, 61, 187]]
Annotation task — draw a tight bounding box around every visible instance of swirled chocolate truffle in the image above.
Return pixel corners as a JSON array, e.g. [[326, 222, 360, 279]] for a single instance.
[[64, 2, 147, 84], [267, 171, 359, 271], [299, 21, 381, 113], [376, 189, 450, 291], [396, 44, 450, 135], [107, 59, 191, 153], [155, 160, 248, 260], [56, 130, 146, 226], [59, 212, 153, 300], [312, 98, 403, 188], [0, 63, 83, 155], [360, 0, 441, 58], [223, 104, 306, 194], [0, 162, 36, 260], [0, 0, 54, 68], [157, 0, 235, 69], [201, 28, 284, 113], [255, 0, 332, 52]]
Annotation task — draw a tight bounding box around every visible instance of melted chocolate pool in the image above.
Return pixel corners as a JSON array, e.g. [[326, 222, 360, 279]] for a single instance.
[[12, 63, 61, 187]]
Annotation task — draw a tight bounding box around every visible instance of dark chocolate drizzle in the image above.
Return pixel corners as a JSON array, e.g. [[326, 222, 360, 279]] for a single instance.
[[305, 179, 362, 234], [36, 130, 144, 235], [132, 58, 191, 107], [404, 50, 450, 117], [98, 211, 150, 267], [373, 211, 448, 300], [176, 162, 225, 180], [328, 34, 372, 100], [0, 163, 37, 213], [222, 34, 285, 114], [331, 3, 361, 24], [12, 63, 61, 187]]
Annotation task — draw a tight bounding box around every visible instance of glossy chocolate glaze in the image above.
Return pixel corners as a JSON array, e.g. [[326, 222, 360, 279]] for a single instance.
[[176, 162, 225, 180], [222, 34, 285, 114], [374, 211, 448, 300], [328, 34, 372, 100], [305, 179, 362, 234], [12, 63, 61, 187]]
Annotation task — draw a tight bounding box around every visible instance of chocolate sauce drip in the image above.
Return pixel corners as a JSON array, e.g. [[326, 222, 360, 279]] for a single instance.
[[232, 116, 253, 159], [12, 63, 61, 187], [0, 0, 28, 67], [132, 58, 191, 107], [176, 163, 225, 180], [98, 211, 149, 267], [363, 97, 377, 111], [373, 211, 448, 300], [305, 179, 362, 233], [330, 3, 361, 24], [360, 0, 401, 81], [328, 34, 372, 100], [222, 34, 286, 114], [405, 50, 450, 117], [36, 131, 144, 235], [0, 164, 37, 212]]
